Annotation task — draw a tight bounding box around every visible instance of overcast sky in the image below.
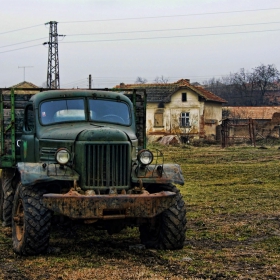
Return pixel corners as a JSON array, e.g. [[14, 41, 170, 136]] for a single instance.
[[1, 0, 280, 88]]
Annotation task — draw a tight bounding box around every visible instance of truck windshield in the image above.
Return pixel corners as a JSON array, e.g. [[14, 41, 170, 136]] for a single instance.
[[89, 99, 130, 125], [40, 99, 85, 125]]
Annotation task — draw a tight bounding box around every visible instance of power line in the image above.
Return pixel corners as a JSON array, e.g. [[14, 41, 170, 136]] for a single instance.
[[61, 74, 233, 87], [60, 7, 280, 23], [66, 21, 280, 37], [0, 44, 41, 54], [0, 24, 43, 35], [1, 25, 280, 54], [0, 28, 279, 54], [0, 37, 48, 49], [1, 7, 279, 36], [3, 21, 279, 51], [60, 28, 280, 44]]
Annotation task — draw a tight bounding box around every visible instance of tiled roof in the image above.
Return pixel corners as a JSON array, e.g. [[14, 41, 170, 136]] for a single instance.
[[116, 79, 226, 103], [11, 81, 39, 88], [3, 81, 40, 94], [224, 106, 280, 120]]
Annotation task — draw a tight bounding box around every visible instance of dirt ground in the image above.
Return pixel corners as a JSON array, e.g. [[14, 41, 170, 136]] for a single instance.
[[1, 217, 280, 280], [1, 146, 280, 279], [0, 223, 192, 280]]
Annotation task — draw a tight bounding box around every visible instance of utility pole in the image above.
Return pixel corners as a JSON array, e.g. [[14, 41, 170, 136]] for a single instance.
[[43, 21, 65, 89], [89, 74, 92, 89], [18, 66, 33, 81]]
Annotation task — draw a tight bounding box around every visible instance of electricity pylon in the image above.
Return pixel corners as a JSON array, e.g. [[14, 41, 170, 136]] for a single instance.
[[43, 21, 65, 89]]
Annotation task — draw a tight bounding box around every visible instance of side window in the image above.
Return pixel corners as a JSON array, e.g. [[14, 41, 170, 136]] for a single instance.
[[25, 104, 35, 131], [182, 92, 187, 102], [179, 112, 189, 127], [154, 112, 163, 127]]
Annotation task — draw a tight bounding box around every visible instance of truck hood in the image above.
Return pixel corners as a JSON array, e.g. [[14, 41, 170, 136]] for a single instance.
[[39, 124, 129, 141], [77, 127, 128, 141]]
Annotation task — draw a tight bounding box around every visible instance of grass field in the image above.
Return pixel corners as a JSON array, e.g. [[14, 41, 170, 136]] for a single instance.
[[1, 144, 280, 279]]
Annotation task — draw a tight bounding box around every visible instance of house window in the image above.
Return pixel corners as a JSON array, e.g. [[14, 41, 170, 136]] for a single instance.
[[180, 112, 189, 127], [182, 92, 187, 102], [154, 112, 164, 127]]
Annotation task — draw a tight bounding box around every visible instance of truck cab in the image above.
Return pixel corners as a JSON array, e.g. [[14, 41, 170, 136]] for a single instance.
[[0, 88, 186, 255]]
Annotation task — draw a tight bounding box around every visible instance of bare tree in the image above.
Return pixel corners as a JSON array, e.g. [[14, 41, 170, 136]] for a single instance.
[[203, 64, 280, 106], [229, 68, 257, 103], [135, 77, 147, 84], [253, 64, 280, 97], [154, 75, 169, 84]]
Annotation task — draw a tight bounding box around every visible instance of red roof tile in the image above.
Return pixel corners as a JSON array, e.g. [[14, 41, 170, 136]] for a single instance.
[[116, 79, 226, 103]]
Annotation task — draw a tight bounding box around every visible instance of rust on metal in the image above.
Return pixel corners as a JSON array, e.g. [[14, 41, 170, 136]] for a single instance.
[[42, 191, 176, 219], [17, 162, 79, 186], [132, 163, 184, 185]]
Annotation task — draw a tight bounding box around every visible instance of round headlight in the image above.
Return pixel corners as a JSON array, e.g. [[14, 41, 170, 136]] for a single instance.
[[56, 149, 70, 165], [137, 149, 153, 165]]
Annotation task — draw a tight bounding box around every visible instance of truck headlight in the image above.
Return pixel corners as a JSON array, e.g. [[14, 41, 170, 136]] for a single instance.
[[56, 149, 70, 165], [137, 149, 153, 166]]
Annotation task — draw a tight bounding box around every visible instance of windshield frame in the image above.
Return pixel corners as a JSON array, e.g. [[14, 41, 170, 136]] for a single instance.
[[88, 98, 131, 126], [39, 97, 132, 126]]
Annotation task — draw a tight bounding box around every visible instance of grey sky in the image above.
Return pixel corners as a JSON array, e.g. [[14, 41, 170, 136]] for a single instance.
[[1, 0, 280, 88]]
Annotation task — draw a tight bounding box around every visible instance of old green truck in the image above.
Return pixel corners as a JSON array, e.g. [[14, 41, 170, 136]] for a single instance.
[[0, 87, 186, 255]]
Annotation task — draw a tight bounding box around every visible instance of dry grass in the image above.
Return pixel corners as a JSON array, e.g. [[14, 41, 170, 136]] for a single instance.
[[1, 144, 280, 279]]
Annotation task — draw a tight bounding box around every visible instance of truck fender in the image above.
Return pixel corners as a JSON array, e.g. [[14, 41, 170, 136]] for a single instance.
[[17, 162, 79, 186], [132, 163, 184, 186]]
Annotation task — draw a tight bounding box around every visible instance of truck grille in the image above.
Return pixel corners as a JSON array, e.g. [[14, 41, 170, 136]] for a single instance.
[[40, 147, 57, 162], [85, 144, 130, 188]]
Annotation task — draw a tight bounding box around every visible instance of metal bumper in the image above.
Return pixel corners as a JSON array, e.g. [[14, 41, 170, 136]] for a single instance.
[[42, 191, 176, 220]]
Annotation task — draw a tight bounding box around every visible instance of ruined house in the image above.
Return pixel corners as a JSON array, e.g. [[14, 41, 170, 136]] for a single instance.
[[117, 79, 226, 140], [223, 106, 280, 139]]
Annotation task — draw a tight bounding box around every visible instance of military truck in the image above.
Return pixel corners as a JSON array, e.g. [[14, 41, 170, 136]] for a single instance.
[[0, 87, 186, 255]]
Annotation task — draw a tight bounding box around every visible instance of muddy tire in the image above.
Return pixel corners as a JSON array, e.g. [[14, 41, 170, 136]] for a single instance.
[[139, 184, 187, 250], [12, 183, 53, 255], [2, 169, 15, 227]]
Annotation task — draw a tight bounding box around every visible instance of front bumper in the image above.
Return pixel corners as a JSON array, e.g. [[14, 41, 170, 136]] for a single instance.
[[42, 190, 176, 219]]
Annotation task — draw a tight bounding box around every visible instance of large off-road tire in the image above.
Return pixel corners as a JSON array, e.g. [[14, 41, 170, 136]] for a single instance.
[[139, 184, 187, 250], [12, 182, 53, 255], [2, 168, 15, 227]]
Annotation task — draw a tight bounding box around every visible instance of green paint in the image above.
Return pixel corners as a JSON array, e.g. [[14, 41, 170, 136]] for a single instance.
[[23, 141, 27, 159]]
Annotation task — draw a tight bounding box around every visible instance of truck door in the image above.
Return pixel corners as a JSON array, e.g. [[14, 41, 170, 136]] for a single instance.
[[20, 104, 36, 162]]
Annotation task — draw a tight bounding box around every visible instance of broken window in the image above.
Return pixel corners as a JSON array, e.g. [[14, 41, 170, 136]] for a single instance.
[[182, 92, 187, 102], [154, 112, 164, 127], [180, 112, 189, 127]]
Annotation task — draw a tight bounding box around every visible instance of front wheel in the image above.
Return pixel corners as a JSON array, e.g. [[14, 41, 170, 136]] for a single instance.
[[12, 183, 53, 255], [139, 184, 187, 250]]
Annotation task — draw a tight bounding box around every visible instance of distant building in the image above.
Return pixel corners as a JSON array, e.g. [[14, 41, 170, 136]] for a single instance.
[[3, 81, 40, 94], [117, 79, 226, 140], [223, 106, 280, 139]]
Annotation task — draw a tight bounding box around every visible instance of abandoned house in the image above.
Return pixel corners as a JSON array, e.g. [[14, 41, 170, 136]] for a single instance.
[[223, 106, 280, 139], [117, 79, 227, 141]]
